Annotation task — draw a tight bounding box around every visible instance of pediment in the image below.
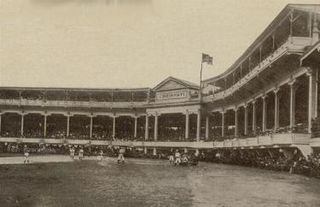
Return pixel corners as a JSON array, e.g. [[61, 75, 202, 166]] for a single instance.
[[156, 80, 186, 91], [153, 77, 199, 92]]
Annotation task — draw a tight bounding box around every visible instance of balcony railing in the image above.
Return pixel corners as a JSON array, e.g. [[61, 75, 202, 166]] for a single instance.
[[213, 132, 311, 148], [0, 132, 311, 149], [202, 36, 312, 103], [0, 98, 148, 108]]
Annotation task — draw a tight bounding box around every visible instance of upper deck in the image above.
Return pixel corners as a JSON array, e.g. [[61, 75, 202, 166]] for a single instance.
[[202, 4, 320, 103], [0, 77, 200, 112]]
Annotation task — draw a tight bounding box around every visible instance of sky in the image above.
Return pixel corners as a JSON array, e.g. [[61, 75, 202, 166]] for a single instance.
[[0, 0, 319, 89]]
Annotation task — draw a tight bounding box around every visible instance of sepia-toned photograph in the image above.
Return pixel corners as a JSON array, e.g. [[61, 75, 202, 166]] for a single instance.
[[0, 0, 320, 206]]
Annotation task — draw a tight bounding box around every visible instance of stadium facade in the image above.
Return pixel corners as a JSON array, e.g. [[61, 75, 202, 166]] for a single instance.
[[0, 4, 320, 157]]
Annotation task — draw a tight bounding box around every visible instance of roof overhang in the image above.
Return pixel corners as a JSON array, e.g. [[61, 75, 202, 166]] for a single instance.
[[300, 41, 320, 65]]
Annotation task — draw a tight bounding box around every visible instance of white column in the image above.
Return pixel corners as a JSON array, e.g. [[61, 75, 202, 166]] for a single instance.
[[221, 111, 225, 137], [315, 70, 319, 118], [205, 115, 209, 140], [185, 110, 189, 140], [274, 88, 280, 130], [262, 95, 267, 132], [154, 113, 158, 141], [112, 116, 116, 139], [66, 115, 70, 137], [44, 115, 47, 137], [196, 109, 201, 141], [0, 114, 2, 135], [89, 116, 93, 138], [307, 70, 317, 133], [308, 72, 313, 133], [184, 148, 188, 153], [21, 114, 24, 136], [145, 114, 149, 140], [144, 147, 147, 154], [153, 147, 157, 156], [244, 105, 248, 136], [289, 80, 296, 129], [252, 100, 257, 135], [234, 108, 238, 137], [134, 116, 138, 138]]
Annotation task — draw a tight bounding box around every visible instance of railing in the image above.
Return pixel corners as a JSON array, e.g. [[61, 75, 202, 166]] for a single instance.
[[213, 132, 311, 148], [0, 99, 148, 108], [0, 132, 311, 149], [202, 36, 312, 102]]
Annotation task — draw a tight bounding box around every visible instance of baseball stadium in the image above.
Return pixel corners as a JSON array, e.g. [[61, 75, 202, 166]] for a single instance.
[[1, 3, 320, 207]]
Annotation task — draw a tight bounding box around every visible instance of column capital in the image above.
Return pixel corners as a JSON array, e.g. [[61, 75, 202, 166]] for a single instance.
[[147, 112, 159, 117], [262, 94, 268, 100], [66, 111, 73, 117], [21, 111, 28, 116], [288, 78, 296, 86], [306, 68, 314, 76], [273, 87, 280, 94]]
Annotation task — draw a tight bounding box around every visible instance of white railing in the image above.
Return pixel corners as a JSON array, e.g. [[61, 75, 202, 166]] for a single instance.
[[203, 37, 311, 102], [0, 99, 148, 108], [213, 132, 310, 148], [0, 132, 311, 149]]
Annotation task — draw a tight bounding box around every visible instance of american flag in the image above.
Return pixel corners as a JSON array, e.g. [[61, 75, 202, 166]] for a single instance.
[[202, 53, 213, 65]]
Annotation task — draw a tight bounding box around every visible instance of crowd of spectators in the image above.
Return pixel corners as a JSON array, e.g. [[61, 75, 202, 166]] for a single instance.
[[201, 149, 320, 178], [1, 141, 320, 178]]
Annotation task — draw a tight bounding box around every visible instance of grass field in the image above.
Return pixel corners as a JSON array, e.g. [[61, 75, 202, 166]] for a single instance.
[[0, 157, 320, 207], [0, 159, 194, 207]]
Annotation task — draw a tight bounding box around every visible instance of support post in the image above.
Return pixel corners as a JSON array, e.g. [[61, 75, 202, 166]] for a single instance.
[[185, 110, 189, 140], [134, 116, 138, 138], [66, 115, 70, 137], [145, 114, 149, 140], [196, 109, 201, 141], [315, 69, 319, 118], [112, 116, 116, 139], [307, 70, 317, 133], [274, 88, 280, 131], [221, 111, 225, 137], [0, 114, 2, 135], [21, 114, 24, 137], [205, 115, 209, 140], [244, 105, 248, 136], [44, 115, 47, 137], [154, 113, 158, 141], [89, 116, 93, 139], [289, 80, 296, 129], [262, 95, 267, 132], [234, 108, 238, 138], [252, 100, 257, 135]]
